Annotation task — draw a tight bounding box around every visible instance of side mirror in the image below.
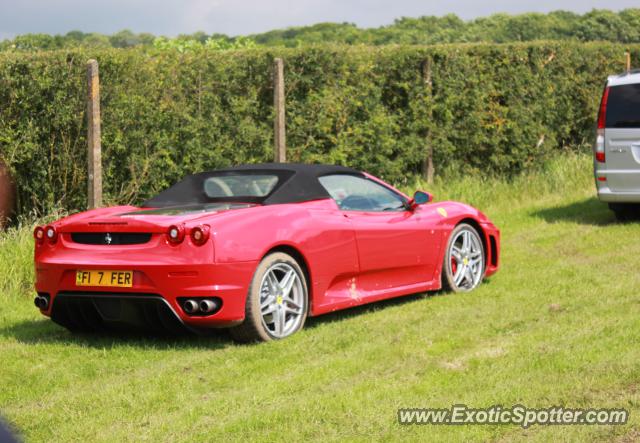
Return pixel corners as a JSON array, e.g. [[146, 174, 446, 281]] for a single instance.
[[407, 190, 433, 210]]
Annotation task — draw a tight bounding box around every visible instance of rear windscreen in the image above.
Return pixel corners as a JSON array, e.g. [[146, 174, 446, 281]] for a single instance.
[[606, 83, 640, 128], [142, 170, 293, 208], [204, 174, 278, 198]]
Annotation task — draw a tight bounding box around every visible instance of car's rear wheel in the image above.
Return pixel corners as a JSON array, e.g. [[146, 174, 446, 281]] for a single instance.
[[442, 223, 485, 293], [229, 252, 308, 343]]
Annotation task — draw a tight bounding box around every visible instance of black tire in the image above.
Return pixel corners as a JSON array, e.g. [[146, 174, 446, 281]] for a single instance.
[[441, 223, 485, 293], [229, 252, 309, 343], [610, 203, 639, 222], [613, 209, 630, 222]]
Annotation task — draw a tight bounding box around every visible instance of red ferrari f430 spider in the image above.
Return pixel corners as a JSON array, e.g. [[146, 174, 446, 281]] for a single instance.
[[33, 164, 499, 342]]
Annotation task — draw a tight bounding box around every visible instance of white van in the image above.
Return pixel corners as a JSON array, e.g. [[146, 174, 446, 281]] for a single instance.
[[594, 70, 640, 220]]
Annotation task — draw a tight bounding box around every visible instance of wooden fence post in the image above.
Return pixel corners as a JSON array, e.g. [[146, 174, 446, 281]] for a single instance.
[[625, 51, 631, 73], [273, 58, 286, 163], [86, 59, 102, 208], [422, 58, 434, 184]]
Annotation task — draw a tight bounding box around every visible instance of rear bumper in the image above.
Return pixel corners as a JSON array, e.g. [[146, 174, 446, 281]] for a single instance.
[[34, 259, 258, 329], [596, 185, 640, 203], [595, 167, 640, 202], [50, 293, 194, 334]]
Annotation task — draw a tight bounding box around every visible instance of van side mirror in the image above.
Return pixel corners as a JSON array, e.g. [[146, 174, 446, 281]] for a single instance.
[[408, 190, 433, 210]]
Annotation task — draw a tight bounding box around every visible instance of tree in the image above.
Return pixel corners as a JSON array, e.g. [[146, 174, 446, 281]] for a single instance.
[[109, 30, 141, 48]]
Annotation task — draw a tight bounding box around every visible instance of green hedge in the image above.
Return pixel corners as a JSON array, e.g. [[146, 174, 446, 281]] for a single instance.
[[0, 42, 638, 216]]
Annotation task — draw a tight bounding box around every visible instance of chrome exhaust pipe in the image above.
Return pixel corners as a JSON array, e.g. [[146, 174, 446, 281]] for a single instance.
[[199, 299, 218, 314], [183, 299, 199, 314], [34, 296, 48, 310]]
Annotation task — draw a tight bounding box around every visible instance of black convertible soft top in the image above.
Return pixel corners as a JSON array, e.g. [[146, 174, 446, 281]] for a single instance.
[[142, 163, 363, 207]]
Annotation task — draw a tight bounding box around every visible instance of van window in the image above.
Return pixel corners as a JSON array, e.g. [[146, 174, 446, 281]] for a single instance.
[[606, 84, 640, 128]]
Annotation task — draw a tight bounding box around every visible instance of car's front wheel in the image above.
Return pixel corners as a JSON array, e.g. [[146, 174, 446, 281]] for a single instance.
[[442, 223, 485, 292], [230, 252, 308, 343]]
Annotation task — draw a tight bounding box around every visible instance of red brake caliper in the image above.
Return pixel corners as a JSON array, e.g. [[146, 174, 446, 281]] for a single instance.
[[451, 256, 457, 275]]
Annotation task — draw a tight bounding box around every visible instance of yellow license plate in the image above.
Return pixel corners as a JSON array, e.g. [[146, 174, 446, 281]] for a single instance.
[[75, 270, 133, 288]]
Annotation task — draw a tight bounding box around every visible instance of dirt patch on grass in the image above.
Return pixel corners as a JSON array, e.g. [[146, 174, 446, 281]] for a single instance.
[[439, 345, 508, 371]]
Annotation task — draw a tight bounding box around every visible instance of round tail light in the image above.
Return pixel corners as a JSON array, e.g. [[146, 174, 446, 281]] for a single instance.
[[33, 226, 45, 244], [167, 225, 185, 244], [190, 225, 210, 246], [44, 226, 57, 244]]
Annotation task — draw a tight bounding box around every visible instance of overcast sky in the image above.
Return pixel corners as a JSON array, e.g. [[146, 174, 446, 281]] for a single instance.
[[0, 0, 638, 40]]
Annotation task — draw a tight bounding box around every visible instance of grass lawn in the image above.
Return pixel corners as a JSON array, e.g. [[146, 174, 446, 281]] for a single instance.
[[0, 153, 639, 442]]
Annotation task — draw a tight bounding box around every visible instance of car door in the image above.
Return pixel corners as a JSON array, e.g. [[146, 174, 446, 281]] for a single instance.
[[318, 174, 439, 293]]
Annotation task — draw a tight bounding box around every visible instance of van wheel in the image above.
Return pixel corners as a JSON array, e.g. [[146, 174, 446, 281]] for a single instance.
[[610, 203, 639, 222]]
